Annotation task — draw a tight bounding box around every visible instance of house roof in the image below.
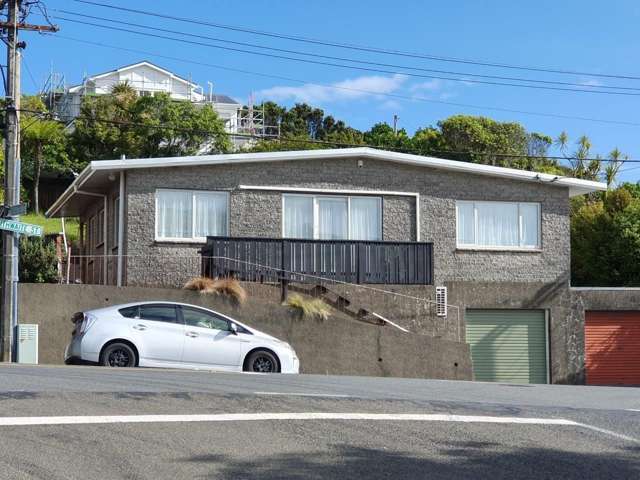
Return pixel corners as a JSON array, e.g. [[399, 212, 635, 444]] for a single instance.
[[68, 61, 198, 92], [46, 147, 607, 218], [204, 93, 240, 105]]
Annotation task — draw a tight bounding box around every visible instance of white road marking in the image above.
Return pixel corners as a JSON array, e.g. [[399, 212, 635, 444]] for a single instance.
[[0, 412, 577, 427], [254, 391, 352, 398], [577, 423, 639, 443], [626, 409, 640, 412], [0, 413, 635, 443]]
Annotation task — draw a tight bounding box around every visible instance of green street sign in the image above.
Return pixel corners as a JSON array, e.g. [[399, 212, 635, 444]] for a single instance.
[[0, 219, 43, 237]]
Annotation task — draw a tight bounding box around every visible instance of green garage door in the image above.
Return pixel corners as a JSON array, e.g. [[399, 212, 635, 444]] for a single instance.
[[466, 310, 548, 384]]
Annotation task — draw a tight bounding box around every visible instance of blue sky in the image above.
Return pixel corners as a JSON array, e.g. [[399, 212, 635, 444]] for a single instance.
[[21, 0, 640, 182]]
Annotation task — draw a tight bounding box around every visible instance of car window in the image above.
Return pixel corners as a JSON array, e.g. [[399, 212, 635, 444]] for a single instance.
[[139, 305, 178, 323], [182, 307, 230, 331], [119, 306, 139, 318]]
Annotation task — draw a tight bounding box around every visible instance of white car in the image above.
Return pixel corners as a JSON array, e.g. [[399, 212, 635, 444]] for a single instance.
[[64, 301, 299, 373]]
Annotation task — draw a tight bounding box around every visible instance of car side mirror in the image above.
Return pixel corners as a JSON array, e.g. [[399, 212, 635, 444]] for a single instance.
[[230, 322, 238, 335]]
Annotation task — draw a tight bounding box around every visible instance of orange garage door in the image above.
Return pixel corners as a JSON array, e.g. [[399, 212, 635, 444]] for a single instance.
[[585, 311, 640, 386]]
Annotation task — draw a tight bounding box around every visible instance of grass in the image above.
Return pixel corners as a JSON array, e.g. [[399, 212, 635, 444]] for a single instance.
[[184, 276, 248, 305], [21, 214, 80, 243], [285, 294, 331, 321]]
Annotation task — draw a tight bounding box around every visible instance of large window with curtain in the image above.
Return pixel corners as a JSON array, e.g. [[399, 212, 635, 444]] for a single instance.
[[283, 194, 382, 241], [155, 189, 228, 241], [456, 201, 540, 249]]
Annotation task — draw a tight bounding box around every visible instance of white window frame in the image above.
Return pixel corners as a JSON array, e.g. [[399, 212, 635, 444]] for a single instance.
[[455, 200, 541, 251], [95, 209, 105, 247], [282, 193, 383, 241], [154, 188, 230, 243]]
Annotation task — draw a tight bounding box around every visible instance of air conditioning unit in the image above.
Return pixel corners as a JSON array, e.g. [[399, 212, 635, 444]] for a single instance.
[[435, 286, 447, 317], [17, 324, 38, 364]]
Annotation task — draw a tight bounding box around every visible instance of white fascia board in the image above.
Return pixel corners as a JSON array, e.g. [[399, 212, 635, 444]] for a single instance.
[[88, 147, 606, 196], [45, 164, 95, 217]]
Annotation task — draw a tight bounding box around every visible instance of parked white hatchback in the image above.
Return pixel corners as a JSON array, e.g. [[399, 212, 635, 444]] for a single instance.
[[64, 302, 299, 373]]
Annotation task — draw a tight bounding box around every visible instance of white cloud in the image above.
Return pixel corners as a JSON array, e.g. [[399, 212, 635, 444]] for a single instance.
[[410, 79, 443, 92], [256, 74, 408, 104], [579, 78, 603, 87]]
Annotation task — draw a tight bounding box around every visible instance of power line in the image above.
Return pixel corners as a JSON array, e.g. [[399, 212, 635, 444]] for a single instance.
[[71, 0, 640, 82], [48, 34, 640, 128], [15, 107, 639, 164], [53, 9, 640, 94], [46, 14, 640, 97]]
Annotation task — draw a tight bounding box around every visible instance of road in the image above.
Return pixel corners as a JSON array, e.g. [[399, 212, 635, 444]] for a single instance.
[[0, 365, 638, 479]]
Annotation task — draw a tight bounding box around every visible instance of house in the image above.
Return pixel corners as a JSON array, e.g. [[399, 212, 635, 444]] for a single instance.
[[45, 147, 640, 386], [48, 61, 275, 143]]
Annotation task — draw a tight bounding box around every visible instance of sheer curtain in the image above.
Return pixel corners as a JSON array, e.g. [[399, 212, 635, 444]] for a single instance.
[[317, 198, 348, 240], [157, 190, 192, 238], [350, 197, 381, 240], [519, 203, 539, 247], [456, 202, 475, 245], [195, 192, 228, 238], [283, 195, 313, 238], [476, 202, 518, 247]]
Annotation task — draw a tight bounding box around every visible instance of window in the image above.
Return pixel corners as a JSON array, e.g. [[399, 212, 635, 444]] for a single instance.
[[95, 209, 105, 246], [113, 197, 120, 246], [182, 307, 230, 331], [155, 189, 228, 241], [456, 201, 540, 249], [283, 194, 382, 241], [139, 304, 179, 323], [119, 306, 139, 318]]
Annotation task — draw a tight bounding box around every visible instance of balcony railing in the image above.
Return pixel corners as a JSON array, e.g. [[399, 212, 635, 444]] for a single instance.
[[201, 236, 434, 285]]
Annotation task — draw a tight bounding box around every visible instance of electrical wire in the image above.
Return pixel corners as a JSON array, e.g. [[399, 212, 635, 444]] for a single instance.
[[46, 14, 640, 97], [53, 9, 640, 93], [15, 107, 639, 164], [71, 0, 640, 82], [48, 34, 640, 128]]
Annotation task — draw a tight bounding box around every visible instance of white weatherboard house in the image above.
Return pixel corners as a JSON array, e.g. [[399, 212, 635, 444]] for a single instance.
[[53, 61, 243, 135]]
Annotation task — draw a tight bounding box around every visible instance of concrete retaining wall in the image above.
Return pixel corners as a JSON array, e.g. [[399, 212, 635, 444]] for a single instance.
[[17, 283, 472, 380]]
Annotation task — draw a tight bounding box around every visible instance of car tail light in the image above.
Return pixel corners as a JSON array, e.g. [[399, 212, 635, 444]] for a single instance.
[[79, 314, 97, 334], [72, 312, 96, 336]]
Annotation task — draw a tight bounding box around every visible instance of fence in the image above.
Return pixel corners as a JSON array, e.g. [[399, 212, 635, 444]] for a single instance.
[[201, 236, 434, 285]]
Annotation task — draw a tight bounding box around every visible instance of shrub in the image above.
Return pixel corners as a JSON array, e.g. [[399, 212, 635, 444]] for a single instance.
[[285, 294, 331, 321], [184, 276, 247, 305], [19, 237, 58, 283]]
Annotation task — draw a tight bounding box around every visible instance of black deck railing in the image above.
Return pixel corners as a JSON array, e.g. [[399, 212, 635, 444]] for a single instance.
[[201, 236, 433, 285]]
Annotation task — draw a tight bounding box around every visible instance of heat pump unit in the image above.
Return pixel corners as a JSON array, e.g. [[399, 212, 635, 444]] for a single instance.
[[17, 324, 38, 364], [435, 287, 447, 317]]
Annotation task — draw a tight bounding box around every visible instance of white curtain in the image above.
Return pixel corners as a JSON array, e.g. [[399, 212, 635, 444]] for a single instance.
[[195, 192, 228, 238], [456, 202, 475, 245], [317, 197, 348, 240], [157, 190, 192, 238], [283, 195, 313, 238], [350, 197, 381, 240], [519, 203, 539, 247], [476, 202, 518, 247]]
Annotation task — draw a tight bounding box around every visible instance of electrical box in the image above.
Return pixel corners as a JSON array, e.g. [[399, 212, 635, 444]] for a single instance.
[[17, 324, 38, 364]]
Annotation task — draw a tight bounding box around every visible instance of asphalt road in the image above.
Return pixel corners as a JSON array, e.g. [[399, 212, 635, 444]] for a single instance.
[[0, 364, 639, 480]]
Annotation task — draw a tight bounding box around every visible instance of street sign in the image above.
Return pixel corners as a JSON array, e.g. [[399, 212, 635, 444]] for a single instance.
[[0, 218, 43, 237], [0, 203, 27, 218]]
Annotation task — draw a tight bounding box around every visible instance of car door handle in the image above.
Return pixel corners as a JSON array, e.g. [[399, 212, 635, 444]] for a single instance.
[[133, 324, 147, 331], [186, 331, 199, 338]]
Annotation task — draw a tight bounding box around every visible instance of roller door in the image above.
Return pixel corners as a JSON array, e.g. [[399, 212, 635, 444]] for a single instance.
[[585, 311, 640, 386], [466, 310, 548, 384]]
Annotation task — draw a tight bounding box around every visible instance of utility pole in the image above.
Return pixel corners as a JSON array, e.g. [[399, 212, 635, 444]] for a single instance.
[[392, 114, 399, 135], [0, 0, 57, 361]]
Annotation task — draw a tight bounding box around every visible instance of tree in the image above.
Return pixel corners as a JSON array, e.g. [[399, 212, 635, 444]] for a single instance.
[[363, 122, 411, 151], [71, 84, 230, 163], [19, 237, 58, 283], [571, 186, 640, 286], [20, 96, 69, 214]]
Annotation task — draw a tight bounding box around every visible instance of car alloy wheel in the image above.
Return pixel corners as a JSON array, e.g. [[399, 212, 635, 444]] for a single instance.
[[252, 355, 275, 373], [107, 348, 131, 367]]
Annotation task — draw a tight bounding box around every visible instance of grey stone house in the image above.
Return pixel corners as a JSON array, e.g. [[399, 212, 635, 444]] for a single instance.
[[46, 147, 640, 386]]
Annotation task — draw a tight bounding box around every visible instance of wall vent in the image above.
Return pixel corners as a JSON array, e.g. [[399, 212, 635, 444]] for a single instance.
[[435, 286, 447, 317]]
